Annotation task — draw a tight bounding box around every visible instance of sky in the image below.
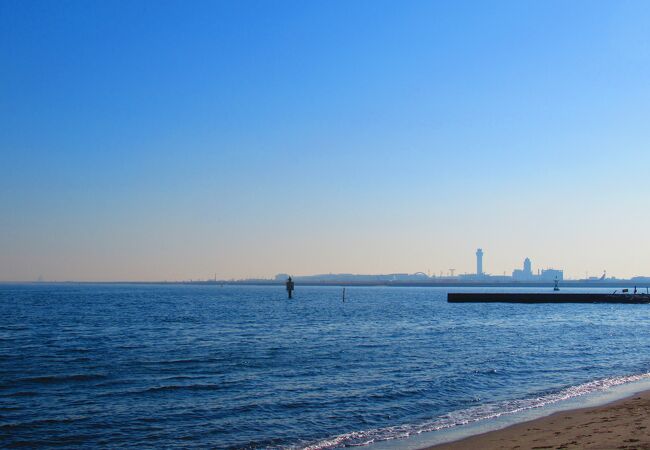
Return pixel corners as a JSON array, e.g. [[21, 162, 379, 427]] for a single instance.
[[1, 0, 650, 282]]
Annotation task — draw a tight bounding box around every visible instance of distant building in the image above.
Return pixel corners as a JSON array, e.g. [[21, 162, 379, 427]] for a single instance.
[[476, 248, 484, 275], [280, 272, 432, 283], [512, 257, 534, 281], [540, 268, 563, 281]]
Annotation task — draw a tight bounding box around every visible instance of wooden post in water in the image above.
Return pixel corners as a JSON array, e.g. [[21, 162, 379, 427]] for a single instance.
[[286, 276, 294, 299], [342, 287, 346, 302]]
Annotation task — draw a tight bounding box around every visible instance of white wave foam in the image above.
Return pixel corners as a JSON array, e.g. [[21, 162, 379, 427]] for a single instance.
[[297, 372, 650, 450]]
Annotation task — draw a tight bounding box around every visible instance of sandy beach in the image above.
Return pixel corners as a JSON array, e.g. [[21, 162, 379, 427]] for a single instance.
[[428, 390, 650, 450]]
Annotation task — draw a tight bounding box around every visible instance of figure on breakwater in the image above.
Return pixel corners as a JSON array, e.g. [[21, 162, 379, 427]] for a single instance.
[[286, 276, 294, 299]]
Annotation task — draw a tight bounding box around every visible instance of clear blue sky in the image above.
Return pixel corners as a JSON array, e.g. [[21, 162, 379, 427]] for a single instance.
[[2, 0, 650, 281]]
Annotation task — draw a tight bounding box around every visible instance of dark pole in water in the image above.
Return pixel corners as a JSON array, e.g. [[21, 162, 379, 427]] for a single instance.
[[286, 276, 294, 299], [342, 287, 346, 302]]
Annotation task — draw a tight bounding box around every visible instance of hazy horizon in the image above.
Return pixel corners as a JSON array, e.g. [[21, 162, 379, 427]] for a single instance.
[[2, 0, 650, 282]]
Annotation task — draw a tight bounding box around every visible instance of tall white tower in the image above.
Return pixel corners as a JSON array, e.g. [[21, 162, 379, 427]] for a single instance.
[[523, 258, 532, 276], [476, 248, 484, 275]]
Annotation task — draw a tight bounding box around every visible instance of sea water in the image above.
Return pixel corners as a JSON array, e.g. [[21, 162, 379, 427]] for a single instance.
[[2, 284, 650, 448]]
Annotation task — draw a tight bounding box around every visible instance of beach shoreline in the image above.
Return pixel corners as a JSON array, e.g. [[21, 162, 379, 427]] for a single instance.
[[425, 389, 650, 449]]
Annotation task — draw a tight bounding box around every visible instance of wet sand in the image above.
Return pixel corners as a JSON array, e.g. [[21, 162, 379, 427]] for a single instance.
[[428, 390, 650, 449]]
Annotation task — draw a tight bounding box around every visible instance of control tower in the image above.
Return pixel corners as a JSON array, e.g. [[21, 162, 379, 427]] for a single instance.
[[476, 248, 484, 275]]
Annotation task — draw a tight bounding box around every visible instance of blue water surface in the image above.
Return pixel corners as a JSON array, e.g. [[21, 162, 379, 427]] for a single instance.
[[2, 284, 650, 449]]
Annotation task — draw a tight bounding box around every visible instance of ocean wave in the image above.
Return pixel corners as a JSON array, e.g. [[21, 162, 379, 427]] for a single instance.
[[18, 374, 107, 384], [1, 415, 89, 431], [7, 391, 39, 397], [137, 383, 225, 394], [64, 348, 91, 353], [146, 358, 211, 365], [300, 371, 650, 449]]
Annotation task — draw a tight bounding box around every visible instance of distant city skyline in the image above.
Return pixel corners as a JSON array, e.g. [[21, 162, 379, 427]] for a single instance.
[[6, 248, 646, 283], [2, 1, 650, 282]]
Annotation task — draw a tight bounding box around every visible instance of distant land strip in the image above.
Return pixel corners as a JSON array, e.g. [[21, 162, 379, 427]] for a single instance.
[[5, 280, 650, 288]]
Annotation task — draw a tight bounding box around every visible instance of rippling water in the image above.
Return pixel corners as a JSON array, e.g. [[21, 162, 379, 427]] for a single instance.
[[3, 283, 650, 448]]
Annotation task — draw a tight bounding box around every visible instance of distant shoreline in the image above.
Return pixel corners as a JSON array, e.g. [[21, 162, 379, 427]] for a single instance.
[[2, 280, 649, 288]]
